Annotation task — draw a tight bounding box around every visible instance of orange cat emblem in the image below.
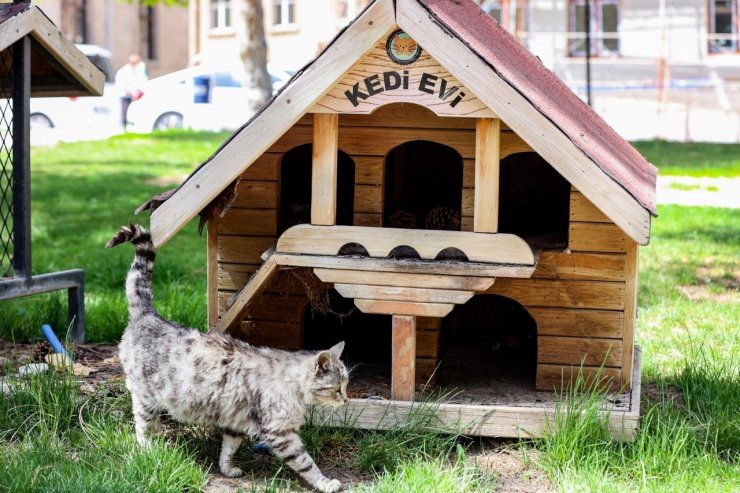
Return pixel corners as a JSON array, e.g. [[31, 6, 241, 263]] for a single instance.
[[386, 30, 421, 65]]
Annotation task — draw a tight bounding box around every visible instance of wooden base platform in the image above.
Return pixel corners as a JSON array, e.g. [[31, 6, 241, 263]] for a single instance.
[[312, 347, 642, 440]]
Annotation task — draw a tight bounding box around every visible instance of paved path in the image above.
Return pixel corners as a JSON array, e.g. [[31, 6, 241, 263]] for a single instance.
[[656, 176, 740, 208]]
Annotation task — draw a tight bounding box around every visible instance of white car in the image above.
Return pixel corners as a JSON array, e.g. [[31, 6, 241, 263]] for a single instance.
[[126, 64, 294, 132], [30, 44, 119, 133]]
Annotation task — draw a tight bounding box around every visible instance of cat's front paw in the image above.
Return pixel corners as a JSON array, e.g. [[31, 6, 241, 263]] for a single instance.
[[320, 478, 341, 492], [220, 466, 243, 478]]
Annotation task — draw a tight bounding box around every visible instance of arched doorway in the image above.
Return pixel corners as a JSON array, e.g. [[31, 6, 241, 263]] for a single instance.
[[303, 288, 392, 379], [384, 140, 463, 230], [440, 295, 537, 387], [499, 152, 571, 249], [278, 144, 356, 234]]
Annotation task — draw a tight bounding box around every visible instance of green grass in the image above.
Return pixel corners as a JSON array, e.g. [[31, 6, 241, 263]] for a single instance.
[[0, 368, 207, 492], [631, 140, 740, 177], [1, 134, 738, 491], [1, 131, 229, 341]]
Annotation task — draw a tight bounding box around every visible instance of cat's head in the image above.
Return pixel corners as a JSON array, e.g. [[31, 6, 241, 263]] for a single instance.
[[308, 341, 349, 407]]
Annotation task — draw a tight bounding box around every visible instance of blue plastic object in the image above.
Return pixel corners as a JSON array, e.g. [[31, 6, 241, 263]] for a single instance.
[[252, 443, 271, 454], [41, 324, 70, 358]]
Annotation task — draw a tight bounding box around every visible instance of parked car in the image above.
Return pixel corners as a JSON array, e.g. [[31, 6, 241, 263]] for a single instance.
[[125, 64, 294, 132], [30, 44, 119, 132]]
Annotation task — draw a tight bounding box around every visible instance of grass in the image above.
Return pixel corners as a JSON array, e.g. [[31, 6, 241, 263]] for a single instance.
[[1, 133, 739, 491], [631, 140, 740, 177], [0, 130, 230, 342]]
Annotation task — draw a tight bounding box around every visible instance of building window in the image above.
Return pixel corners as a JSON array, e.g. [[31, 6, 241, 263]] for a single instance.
[[568, 0, 620, 57], [336, 0, 370, 20], [273, 0, 296, 27], [478, 0, 528, 44], [139, 7, 156, 61], [211, 0, 231, 29], [709, 0, 738, 52]]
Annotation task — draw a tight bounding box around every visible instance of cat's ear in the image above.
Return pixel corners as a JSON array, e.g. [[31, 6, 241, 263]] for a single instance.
[[316, 351, 332, 372], [328, 341, 345, 358]]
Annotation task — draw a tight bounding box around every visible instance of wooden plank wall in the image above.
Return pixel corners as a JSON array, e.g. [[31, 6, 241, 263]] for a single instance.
[[485, 188, 631, 390], [213, 106, 529, 351], [211, 105, 633, 393]]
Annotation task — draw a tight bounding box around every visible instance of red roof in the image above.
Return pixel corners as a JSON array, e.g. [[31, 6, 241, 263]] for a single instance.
[[420, 0, 657, 215], [0, 3, 30, 24]]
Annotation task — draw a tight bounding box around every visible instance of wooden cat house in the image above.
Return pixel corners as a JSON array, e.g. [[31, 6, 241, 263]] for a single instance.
[[141, 0, 656, 438]]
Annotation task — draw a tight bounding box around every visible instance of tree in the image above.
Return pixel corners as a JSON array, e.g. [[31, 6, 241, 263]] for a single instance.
[[237, 0, 273, 112]]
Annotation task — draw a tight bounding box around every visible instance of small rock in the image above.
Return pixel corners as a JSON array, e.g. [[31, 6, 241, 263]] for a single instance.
[[17, 363, 49, 376], [0, 377, 14, 395]]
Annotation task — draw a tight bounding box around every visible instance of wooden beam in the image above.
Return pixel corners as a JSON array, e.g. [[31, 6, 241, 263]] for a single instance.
[[314, 348, 642, 440], [621, 240, 639, 387], [273, 253, 536, 278], [211, 256, 279, 333], [313, 268, 495, 291], [149, 0, 396, 248], [474, 118, 501, 232], [207, 220, 219, 328], [334, 284, 474, 304], [396, 0, 652, 245], [354, 299, 455, 317], [392, 315, 416, 401], [311, 113, 339, 225]]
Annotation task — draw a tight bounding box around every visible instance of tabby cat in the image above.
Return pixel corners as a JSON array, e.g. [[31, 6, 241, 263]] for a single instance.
[[107, 224, 348, 492]]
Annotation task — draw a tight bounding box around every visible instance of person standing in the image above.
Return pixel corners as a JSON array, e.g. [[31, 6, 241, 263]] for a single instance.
[[115, 54, 148, 130]]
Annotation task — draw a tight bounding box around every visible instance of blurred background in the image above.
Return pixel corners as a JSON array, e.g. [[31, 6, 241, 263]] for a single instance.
[[31, 0, 740, 143]]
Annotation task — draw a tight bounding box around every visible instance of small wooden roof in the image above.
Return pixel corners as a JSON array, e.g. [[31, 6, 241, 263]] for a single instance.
[[0, 3, 104, 97], [147, 0, 656, 248]]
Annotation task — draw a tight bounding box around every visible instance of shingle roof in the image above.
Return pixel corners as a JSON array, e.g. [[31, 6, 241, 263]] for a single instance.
[[419, 0, 657, 214]]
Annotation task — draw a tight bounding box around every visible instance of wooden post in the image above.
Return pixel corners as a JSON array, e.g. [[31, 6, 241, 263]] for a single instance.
[[621, 240, 639, 387], [311, 113, 339, 225], [392, 315, 416, 401], [474, 118, 501, 233], [207, 220, 219, 328]]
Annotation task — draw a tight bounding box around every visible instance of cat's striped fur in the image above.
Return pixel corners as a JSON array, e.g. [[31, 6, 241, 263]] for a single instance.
[[107, 224, 348, 492]]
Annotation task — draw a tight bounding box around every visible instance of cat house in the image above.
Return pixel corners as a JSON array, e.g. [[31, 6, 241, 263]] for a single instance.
[[140, 0, 655, 439]]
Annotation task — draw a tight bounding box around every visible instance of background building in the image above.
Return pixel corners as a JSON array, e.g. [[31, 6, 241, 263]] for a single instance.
[[38, 0, 189, 78]]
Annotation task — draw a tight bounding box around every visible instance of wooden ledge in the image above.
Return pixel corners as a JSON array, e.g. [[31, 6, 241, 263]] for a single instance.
[[276, 225, 536, 264]]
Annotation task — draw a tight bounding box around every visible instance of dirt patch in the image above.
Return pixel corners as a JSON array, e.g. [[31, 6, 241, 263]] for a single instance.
[[641, 382, 685, 410], [472, 446, 554, 493], [0, 341, 123, 386], [695, 265, 740, 290], [680, 285, 740, 303]]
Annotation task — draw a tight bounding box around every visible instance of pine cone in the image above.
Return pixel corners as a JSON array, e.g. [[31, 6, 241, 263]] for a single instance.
[[424, 207, 461, 230], [32, 341, 53, 362], [389, 210, 417, 229]]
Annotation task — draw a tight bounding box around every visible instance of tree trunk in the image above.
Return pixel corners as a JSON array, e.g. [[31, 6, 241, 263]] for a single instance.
[[239, 0, 272, 113]]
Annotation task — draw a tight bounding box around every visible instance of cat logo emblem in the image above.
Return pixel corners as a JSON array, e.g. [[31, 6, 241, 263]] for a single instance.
[[386, 30, 421, 65]]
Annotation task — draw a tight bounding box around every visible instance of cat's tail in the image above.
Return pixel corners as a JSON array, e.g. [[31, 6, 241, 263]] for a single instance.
[[106, 224, 157, 321]]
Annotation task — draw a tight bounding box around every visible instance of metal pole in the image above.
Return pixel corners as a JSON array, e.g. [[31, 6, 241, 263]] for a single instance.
[[11, 35, 31, 279], [585, 1, 592, 106]]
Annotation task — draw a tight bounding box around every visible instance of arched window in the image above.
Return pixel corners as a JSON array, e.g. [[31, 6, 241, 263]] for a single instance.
[[384, 140, 463, 230], [279, 144, 355, 234], [499, 152, 570, 249]]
